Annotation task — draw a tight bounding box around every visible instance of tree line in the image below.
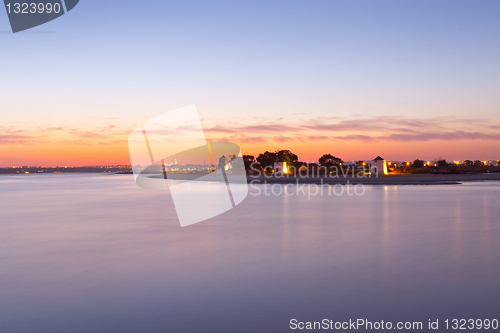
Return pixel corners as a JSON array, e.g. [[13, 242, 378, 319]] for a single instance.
[[242, 150, 346, 174], [242, 150, 500, 175]]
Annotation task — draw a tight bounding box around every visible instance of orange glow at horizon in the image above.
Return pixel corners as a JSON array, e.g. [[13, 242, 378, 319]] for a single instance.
[[2, 114, 500, 167], [2, 136, 500, 167], [1, 142, 130, 167]]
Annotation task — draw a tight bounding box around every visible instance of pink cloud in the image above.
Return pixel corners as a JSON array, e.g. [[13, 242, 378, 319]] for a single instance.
[[383, 131, 500, 142], [203, 115, 500, 144]]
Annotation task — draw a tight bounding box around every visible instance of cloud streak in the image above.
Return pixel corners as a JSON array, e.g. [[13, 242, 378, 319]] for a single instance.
[[3, 115, 500, 150], [0, 124, 126, 146], [203, 115, 500, 144]]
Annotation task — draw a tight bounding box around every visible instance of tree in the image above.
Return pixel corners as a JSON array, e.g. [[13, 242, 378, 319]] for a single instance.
[[437, 160, 449, 168], [318, 154, 343, 167], [276, 150, 298, 165], [231, 157, 245, 174], [256, 150, 298, 173], [464, 160, 474, 167], [242, 155, 255, 170], [256, 151, 277, 171], [474, 160, 483, 167], [413, 159, 425, 168]]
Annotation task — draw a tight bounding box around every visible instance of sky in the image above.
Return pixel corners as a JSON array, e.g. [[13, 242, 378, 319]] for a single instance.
[[1, 0, 500, 166]]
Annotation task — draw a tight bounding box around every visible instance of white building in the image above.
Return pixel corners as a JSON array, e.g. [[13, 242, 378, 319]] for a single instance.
[[371, 156, 388, 175], [216, 155, 231, 175], [274, 161, 289, 175]]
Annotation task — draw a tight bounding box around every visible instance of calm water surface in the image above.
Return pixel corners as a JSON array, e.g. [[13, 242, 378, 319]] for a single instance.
[[1, 174, 499, 332]]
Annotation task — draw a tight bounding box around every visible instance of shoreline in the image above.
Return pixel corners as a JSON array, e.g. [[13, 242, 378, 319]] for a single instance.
[[246, 173, 500, 186], [6, 172, 499, 186], [142, 173, 500, 186]]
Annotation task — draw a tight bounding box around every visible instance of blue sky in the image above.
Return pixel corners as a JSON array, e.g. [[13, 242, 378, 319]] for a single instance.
[[1, 1, 500, 165]]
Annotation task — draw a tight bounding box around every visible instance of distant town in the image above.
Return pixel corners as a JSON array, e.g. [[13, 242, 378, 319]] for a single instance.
[[2, 149, 499, 176], [0, 165, 133, 175]]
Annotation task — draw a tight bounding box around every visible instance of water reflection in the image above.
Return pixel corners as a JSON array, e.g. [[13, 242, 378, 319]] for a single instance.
[[454, 197, 463, 275], [481, 194, 493, 277], [0, 175, 499, 332], [282, 184, 291, 257]]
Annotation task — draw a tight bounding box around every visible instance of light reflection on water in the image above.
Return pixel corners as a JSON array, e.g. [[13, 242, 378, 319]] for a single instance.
[[0, 174, 499, 332]]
